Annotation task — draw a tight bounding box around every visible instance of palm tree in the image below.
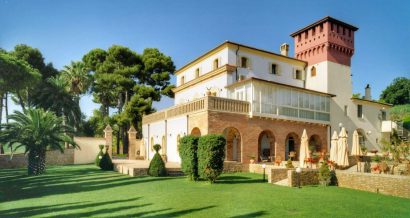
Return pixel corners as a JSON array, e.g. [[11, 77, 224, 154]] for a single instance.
[[61, 61, 91, 101], [32, 76, 82, 128], [0, 108, 78, 175]]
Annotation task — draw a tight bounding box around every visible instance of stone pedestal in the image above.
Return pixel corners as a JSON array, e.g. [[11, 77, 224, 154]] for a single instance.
[[104, 125, 113, 158], [128, 126, 137, 160]]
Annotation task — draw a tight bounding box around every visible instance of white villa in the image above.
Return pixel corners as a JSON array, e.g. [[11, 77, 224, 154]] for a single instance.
[[141, 16, 394, 164]]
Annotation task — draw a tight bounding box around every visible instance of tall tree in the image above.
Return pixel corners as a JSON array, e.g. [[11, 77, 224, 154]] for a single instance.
[[83, 46, 175, 153], [380, 77, 410, 105], [0, 52, 41, 153], [61, 61, 92, 108]]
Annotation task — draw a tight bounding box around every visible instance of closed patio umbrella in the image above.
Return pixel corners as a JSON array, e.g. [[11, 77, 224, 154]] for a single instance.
[[299, 129, 310, 168], [351, 130, 362, 171], [329, 131, 339, 164], [337, 127, 349, 167]]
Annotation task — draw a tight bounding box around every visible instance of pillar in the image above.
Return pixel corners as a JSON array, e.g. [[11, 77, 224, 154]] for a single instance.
[[128, 126, 137, 160], [104, 125, 113, 158]]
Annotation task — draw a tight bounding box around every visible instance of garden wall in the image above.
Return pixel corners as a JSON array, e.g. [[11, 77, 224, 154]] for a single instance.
[[73, 137, 105, 164], [288, 169, 319, 187], [0, 149, 74, 169], [336, 171, 410, 199], [268, 168, 289, 183]]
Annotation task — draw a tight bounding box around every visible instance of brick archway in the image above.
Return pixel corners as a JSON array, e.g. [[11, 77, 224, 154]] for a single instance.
[[285, 132, 300, 160], [258, 130, 275, 162], [309, 134, 323, 152], [190, 127, 201, 137], [223, 127, 241, 162]]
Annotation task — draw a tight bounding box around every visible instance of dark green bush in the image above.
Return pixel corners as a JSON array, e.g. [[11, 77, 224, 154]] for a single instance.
[[95, 144, 105, 166], [178, 135, 199, 180], [148, 144, 167, 177], [319, 161, 331, 186], [99, 152, 113, 171], [197, 134, 226, 183]]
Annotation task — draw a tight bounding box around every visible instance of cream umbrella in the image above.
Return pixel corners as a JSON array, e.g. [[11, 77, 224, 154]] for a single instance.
[[329, 131, 339, 164], [299, 129, 310, 168], [337, 127, 349, 167], [351, 130, 362, 172]]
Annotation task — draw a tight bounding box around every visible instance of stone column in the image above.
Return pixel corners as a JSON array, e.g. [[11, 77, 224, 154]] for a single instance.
[[104, 125, 113, 158], [128, 126, 137, 160]]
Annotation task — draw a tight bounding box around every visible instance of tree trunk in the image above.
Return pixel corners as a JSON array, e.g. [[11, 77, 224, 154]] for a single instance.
[[17, 92, 26, 112], [0, 92, 4, 154], [28, 149, 46, 176], [122, 124, 129, 155]]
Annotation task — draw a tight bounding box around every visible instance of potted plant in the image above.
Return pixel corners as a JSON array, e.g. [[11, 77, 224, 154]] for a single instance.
[[371, 164, 381, 174], [285, 159, 294, 168], [248, 154, 256, 164]]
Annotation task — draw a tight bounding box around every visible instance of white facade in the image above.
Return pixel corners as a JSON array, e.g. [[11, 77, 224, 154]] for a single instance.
[[143, 41, 391, 162]]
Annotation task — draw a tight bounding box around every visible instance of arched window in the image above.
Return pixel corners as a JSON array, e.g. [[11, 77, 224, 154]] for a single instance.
[[311, 66, 317, 77], [213, 58, 219, 70]]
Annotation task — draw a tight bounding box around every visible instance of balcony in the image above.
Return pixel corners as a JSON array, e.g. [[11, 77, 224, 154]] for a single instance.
[[142, 96, 250, 124]]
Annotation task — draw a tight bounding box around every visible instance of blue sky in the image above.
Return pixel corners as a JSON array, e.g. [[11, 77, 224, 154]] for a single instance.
[[1, 0, 409, 120]]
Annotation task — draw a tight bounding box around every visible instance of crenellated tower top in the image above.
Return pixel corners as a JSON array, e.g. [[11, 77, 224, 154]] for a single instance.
[[290, 16, 358, 66]]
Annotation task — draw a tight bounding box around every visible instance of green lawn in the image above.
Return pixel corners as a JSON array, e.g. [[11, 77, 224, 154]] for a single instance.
[[1, 165, 409, 217]]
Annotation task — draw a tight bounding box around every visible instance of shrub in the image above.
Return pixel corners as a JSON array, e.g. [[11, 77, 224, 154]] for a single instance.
[[148, 144, 167, 177], [197, 134, 226, 183], [319, 161, 331, 186], [285, 159, 294, 168], [99, 152, 113, 171], [95, 144, 105, 166], [371, 155, 381, 163], [178, 135, 199, 180]]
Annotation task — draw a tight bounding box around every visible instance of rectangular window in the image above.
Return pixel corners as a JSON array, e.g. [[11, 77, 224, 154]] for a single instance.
[[298, 35, 301, 42], [319, 24, 323, 32], [195, 68, 200, 78], [295, 70, 303, 80], [357, 104, 363, 118], [305, 31, 308, 39], [240, 57, 248, 68], [381, 110, 387, 120], [271, 64, 277, 75], [312, 28, 315, 36]]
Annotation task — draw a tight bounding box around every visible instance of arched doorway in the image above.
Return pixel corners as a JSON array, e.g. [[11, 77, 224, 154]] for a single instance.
[[285, 132, 300, 160], [191, 127, 201, 137], [258, 130, 275, 162], [309, 134, 322, 152], [223, 127, 241, 162]]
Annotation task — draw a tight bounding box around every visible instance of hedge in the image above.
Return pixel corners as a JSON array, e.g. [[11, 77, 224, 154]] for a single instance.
[[197, 134, 226, 183], [178, 135, 199, 180]]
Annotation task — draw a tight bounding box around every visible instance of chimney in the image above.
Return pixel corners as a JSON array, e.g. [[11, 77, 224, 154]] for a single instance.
[[280, 43, 289, 56], [365, 84, 371, 100]]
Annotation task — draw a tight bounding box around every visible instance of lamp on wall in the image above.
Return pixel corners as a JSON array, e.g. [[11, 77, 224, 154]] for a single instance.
[[366, 131, 372, 135], [262, 164, 266, 182]]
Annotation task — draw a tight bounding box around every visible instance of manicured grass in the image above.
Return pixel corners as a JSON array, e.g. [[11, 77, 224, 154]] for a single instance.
[[0, 165, 409, 217]]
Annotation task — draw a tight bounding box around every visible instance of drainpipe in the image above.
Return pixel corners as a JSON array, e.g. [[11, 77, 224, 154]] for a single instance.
[[235, 45, 240, 81]]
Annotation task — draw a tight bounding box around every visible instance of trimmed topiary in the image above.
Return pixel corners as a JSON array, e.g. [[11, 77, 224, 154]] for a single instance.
[[99, 151, 114, 171], [178, 135, 199, 180], [319, 161, 331, 186], [285, 159, 294, 168], [148, 144, 167, 177], [95, 144, 105, 166], [197, 134, 226, 183]]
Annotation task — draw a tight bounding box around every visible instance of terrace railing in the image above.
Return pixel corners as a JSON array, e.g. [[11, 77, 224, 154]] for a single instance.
[[142, 96, 250, 124]]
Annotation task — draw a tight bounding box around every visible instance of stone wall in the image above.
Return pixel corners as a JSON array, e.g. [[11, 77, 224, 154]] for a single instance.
[[223, 161, 248, 173], [0, 149, 75, 169], [268, 168, 289, 183], [0, 153, 27, 169], [336, 171, 410, 199], [288, 169, 319, 187]]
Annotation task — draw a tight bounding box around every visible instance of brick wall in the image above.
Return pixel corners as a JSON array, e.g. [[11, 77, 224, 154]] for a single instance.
[[336, 171, 410, 199], [206, 111, 328, 164], [223, 161, 248, 173], [288, 169, 319, 187]]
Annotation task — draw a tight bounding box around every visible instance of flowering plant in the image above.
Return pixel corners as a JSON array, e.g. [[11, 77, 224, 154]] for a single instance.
[[372, 164, 381, 172]]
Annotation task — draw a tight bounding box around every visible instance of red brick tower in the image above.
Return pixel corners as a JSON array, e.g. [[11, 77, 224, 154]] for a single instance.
[[290, 16, 358, 66]]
